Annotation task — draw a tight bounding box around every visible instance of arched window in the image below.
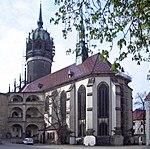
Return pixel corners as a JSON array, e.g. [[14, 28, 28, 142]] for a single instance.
[[45, 97, 49, 113], [11, 124, 23, 138], [60, 91, 66, 124], [11, 107, 23, 118], [26, 95, 39, 102], [97, 82, 109, 136], [26, 107, 39, 117], [12, 111, 19, 117], [97, 83, 109, 118], [78, 85, 86, 137], [98, 122, 108, 136], [11, 95, 23, 102]]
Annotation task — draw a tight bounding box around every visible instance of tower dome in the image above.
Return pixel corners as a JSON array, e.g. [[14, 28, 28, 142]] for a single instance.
[[26, 3, 55, 83]]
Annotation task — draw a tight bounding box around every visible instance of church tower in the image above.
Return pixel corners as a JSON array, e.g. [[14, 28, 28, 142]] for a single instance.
[[26, 3, 55, 83], [75, 8, 88, 65]]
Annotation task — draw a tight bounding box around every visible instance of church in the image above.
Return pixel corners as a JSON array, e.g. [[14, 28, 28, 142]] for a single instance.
[[0, 3, 133, 145]]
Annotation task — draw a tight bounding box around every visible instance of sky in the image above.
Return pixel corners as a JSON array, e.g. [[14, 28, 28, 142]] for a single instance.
[[0, 0, 149, 103]]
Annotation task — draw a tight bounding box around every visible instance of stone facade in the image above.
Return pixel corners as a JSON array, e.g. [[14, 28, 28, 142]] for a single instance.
[[42, 73, 133, 145], [5, 92, 45, 143], [0, 93, 8, 141]]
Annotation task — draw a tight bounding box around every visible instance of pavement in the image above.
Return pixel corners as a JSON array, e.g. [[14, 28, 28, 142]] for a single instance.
[[34, 144, 150, 149], [1, 141, 150, 149]]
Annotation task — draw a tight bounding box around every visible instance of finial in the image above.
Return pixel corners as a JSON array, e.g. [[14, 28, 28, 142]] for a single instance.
[[37, 1, 43, 28], [8, 84, 10, 93], [14, 79, 16, 92], [19, 74, 21, 90], [24, 67, 27, 85]]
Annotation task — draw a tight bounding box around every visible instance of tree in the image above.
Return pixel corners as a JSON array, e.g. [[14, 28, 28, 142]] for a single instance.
[[51, 0, 149, 71], [134, 92, 146, 110], [44, 90, 71, 144]]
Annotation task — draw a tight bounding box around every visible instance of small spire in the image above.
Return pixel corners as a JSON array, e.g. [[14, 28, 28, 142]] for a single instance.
[[8, 84, 10, 93], [14, 79, 16, 92], [37, 1, 43, 28], [80, 8, 85, 42], [76, 7, 88, 65], [19, 74, 21, 90], [24, 67, 27, 85]]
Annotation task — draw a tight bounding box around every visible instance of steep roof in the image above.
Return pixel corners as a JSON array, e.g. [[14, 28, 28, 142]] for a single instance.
[[145, 92, 150, 101], [22, 53, 115, 92], [133, 109, 146, 121]]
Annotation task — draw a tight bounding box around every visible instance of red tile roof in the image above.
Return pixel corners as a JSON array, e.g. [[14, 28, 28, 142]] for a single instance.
[[22, 53, 115, 92], [146, 92, 150, 101], [133, 109, 146, 121]]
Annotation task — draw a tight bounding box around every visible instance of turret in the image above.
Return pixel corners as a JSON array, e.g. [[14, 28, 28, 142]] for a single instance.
[[26, 2, 55, 83]]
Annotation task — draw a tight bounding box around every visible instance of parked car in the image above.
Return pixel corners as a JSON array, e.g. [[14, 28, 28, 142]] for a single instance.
[[23, 138, 33, 145]]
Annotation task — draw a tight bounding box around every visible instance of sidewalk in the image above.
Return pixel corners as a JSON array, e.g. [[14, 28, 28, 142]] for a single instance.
[[35, 144, 150, 149]]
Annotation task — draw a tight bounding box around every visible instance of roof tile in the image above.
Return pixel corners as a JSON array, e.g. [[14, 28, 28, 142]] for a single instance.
[[22, 53, 114, 92], [133, 109, 146, 121]]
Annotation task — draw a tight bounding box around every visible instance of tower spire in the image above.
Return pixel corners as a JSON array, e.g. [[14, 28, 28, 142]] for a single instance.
[[76, 6, 88, 65], [26, 1, 55, 83], [37, 1, 43, 28]]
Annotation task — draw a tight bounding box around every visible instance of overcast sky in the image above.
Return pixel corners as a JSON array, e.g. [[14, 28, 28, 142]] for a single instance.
[[0, 0, 149, 101]]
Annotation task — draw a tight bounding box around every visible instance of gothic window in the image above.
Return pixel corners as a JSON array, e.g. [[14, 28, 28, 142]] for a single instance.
[[97, 83, 109, 118], [97, 82, 109, 136], [78, 85, 86, 137], [45, 97, 49, 113], [47, 133, 50, 139], [98, 122, 108, 136], [60, 91, 66, 124]]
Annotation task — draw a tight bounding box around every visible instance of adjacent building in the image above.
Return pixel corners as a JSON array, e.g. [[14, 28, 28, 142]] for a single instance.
[[145, 92, 150, 145], [133, 109, 146, 144]]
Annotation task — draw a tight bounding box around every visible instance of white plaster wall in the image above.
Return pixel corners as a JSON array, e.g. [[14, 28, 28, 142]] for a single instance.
[[44, 76, 118, 137], [45, 84, 72, 127], [133, 120, 144, 135], [111, 82, 116, 135], [92, 76, 112, 135], [75, 79, 89, 136]]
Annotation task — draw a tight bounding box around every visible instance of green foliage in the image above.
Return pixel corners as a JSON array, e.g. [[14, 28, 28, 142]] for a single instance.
[[52, 0, 150, 71]]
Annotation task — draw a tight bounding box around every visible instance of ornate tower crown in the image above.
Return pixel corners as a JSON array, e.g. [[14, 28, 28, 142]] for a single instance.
[[26, 2, 55, 83]]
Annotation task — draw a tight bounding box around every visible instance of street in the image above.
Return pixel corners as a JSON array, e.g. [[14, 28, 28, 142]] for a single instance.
[[0, 143, 150, 149]]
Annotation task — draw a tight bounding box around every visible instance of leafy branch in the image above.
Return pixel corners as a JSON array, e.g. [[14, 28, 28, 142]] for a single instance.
[[51, 0, 149, 71]]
